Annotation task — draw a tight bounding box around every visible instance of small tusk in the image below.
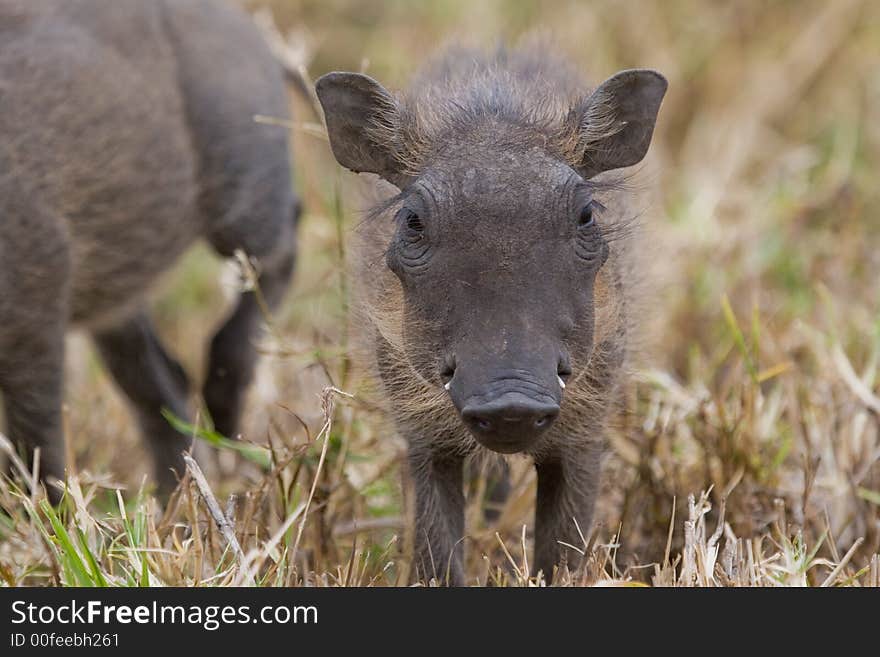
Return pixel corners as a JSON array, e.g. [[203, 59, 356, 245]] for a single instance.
[[444, 381, 451, 391], [558, 375, 566, 390]]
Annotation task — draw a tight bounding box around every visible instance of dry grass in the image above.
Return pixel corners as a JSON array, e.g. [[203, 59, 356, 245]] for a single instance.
[[1, 0, 878, 586]]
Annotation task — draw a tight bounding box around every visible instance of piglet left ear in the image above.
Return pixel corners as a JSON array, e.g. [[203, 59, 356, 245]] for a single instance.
[[316, 72, 407, 187], [570, 69, 667, 178]]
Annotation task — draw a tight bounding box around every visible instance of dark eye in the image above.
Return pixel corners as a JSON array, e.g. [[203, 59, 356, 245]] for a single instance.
[[578, 202, 596, 228], [399, 208, 424, 233]]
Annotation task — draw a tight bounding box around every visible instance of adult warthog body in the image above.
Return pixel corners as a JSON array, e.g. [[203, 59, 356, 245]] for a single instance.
[[317, 47, 666, 584], [0, 0, 298, 499]]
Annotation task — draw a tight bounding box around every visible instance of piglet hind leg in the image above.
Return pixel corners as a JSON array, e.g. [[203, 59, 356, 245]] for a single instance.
[[0, 192, 71, 504], [1, 329, 68, 505], [93, 312, 192, 499], [533, 441, 602, 583]]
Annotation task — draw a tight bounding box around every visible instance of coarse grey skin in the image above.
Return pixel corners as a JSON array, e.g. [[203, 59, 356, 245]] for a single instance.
[[0, 0, 298, 501], [317, 47, 666, 585]]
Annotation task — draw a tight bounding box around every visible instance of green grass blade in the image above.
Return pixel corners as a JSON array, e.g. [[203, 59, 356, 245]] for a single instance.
[[39, 500, 94, 586], [162, 409, 271, 468], [721, 294, 758, 382], [76, 527, 109, 587]]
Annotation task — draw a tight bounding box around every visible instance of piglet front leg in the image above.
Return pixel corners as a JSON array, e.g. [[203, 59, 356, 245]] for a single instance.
[[534, 442, 602, 583], [408, 447, 466, 586]]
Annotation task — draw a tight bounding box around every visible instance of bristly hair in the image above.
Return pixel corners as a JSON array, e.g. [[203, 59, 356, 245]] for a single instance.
[[362, 44, 623, 177]]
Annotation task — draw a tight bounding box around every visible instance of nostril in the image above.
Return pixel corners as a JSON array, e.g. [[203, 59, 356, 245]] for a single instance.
[[463, 399, 558, 435]]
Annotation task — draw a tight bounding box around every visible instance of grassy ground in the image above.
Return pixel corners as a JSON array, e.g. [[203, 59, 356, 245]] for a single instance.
[[1, 0, 878, 586]]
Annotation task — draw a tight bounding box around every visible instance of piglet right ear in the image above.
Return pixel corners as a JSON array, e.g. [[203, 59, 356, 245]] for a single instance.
[[571, 69, 667, 179], [316, 72, 405, 186]]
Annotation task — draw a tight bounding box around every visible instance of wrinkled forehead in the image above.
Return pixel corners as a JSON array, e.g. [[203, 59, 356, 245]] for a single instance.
[[418, 145, 581, 220]]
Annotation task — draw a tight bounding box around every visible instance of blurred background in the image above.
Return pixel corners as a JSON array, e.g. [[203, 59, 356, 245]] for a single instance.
[[12, 0, 878, 585]]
